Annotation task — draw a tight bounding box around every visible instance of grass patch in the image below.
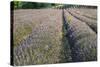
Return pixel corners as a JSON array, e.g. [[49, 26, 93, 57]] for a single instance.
[[67, 16, 72, 23], [14, 23, 32, 47]]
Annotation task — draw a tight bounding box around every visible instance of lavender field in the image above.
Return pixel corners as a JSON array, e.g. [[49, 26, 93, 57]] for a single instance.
[[12, 7, 97, 66]]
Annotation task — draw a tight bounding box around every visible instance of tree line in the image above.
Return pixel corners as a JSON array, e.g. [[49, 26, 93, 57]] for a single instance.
[[11, 1, 59, 9], [11, 1, 97, 9]]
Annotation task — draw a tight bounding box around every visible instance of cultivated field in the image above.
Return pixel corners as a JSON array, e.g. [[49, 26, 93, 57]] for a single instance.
[[13, 8, 97, 66]]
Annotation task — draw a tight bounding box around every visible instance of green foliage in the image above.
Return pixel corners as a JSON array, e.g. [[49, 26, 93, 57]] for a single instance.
[[12, 1, 60, 9], [22, 2, 52, 9], [11, 1, 97, 9], [13, 1, 22, 9]]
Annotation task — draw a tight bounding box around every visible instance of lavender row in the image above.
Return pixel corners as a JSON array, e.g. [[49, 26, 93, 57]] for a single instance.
[[64, 9, 97, 61], [13, 9, 72, 66], [67, 9, 97, 33]]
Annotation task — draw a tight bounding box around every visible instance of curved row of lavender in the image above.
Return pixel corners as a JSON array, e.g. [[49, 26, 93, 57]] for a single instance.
[[67, 8, 97, 33], [13, 9, 72, 66], [64, 9, 97, 61]]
